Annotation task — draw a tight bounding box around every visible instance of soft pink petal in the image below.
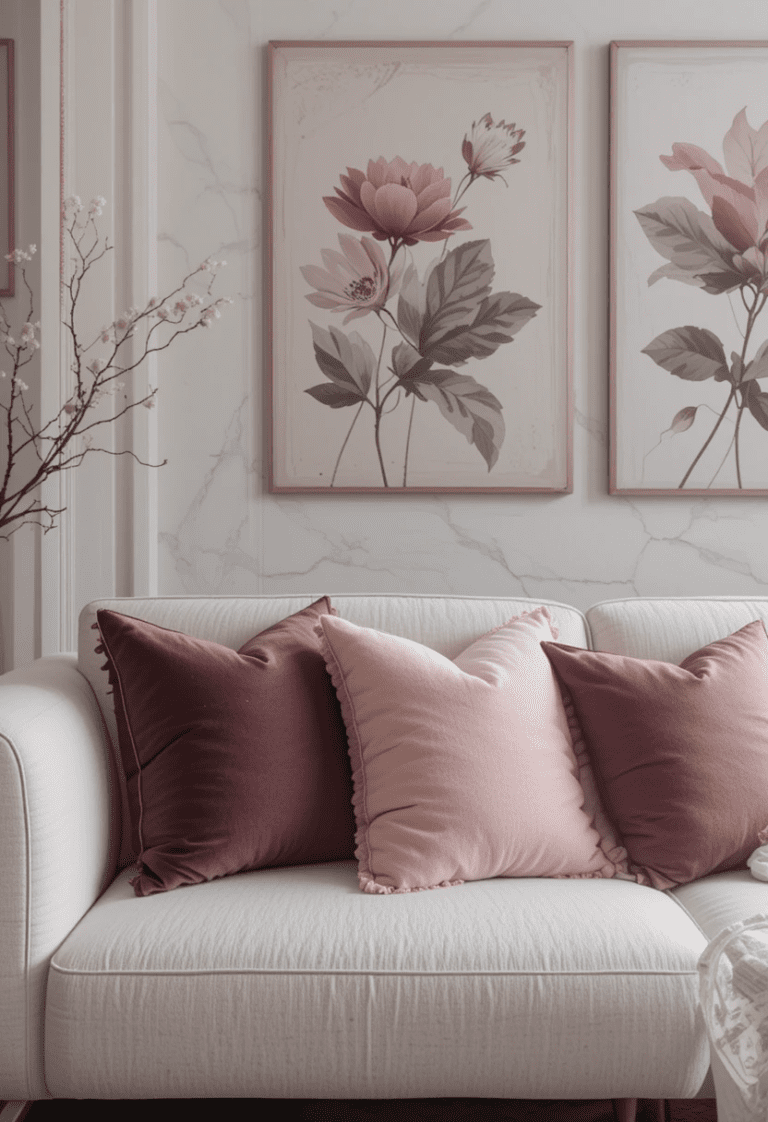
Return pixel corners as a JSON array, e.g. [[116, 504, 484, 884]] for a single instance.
[[366, 157, 391, 188], [339, 174, 363, 205], [711, 171, 755, 202], [711, 195, 757, 253], [342, 306, 371, 324], [305, 292, 348, 309], [360, 234, 388, 274], [413, 229, 454, 242], [723, 108, 768, 184], [320, 247, 355, 279], [410, 163, 440, 194], [415, 178, 452, 208], [359, 180, 379, 221], [442, 215, 473, 231], [371, 183, 419, 235], [323, 195, 376, 232], [710, 175, 760, 246], [300, 264, 343, 294], [389, 157, 414, 184], [661, 142, 725, 179], [403, 196, 452, 234], [683, 168, 721, 211], [660, 145, 726, 213], [334, 235, 369, 276], [756, 167, 768, 247]]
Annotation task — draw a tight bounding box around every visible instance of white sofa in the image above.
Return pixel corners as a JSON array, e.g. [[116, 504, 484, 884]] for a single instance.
[[4, 592, 768, 1115]]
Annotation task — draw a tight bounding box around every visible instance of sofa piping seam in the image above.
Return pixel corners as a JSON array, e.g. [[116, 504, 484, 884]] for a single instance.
[[47, 965, 700, 978]]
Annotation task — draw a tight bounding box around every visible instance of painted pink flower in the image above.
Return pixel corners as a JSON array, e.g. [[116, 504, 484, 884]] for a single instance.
[[301, 234, 403, 323], [323, 157, 472, 246], [462, 113, 525, 180], [661, 108, 768, 287]]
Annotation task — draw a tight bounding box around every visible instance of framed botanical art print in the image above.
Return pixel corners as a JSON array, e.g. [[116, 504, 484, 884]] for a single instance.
[[0, 40, 13, 297], [268, 40, 573, 493], [610, 40, 768, 494]]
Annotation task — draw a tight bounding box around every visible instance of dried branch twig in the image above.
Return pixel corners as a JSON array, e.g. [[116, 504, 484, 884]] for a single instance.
[[0, 195, 233, 540]]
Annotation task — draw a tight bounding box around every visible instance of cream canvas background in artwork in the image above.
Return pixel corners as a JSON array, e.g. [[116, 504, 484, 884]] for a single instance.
[[270, 42, 572, 492], [611, 42, 768, 494]]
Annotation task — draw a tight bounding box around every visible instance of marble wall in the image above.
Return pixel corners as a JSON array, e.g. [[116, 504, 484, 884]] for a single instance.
[[9, 0, 768, 672], [146, 0, 768, 613]]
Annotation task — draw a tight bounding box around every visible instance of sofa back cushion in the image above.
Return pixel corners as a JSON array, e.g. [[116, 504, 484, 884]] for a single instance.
[[587, 597, 768, 663], [80, 595, 590, 761]]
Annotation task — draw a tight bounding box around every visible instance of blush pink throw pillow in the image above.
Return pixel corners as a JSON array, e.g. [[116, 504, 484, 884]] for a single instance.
[[542, 620, 768, 890], [316, 607, 620, 894]]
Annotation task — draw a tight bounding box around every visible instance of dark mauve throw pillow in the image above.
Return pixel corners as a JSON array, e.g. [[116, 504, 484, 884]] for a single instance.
[[541, 620, 768, 890], [96, 598, 356, 896]]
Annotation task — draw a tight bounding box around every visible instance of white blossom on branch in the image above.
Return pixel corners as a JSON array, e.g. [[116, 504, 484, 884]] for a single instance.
[[0, 195, 233, 539]]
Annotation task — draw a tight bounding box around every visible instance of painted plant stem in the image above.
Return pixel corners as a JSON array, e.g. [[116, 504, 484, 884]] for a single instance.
[[373, 322, 389, 487], [677, 386, 737, 489], [302, 116, 538, 486], [636, 107, 768, 491], [403, 396, 417, 486], [330, 400, 365, 487], [678, 289, 766, 488]]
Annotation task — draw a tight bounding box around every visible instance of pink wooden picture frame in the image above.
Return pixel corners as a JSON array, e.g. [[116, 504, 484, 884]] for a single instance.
[[610, 40, 768, 495], [0, 40, 14, 297], [268, 41, 573, 494]]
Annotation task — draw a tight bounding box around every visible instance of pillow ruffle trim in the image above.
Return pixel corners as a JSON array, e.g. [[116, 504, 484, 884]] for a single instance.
[[557, 682, 640, 884]]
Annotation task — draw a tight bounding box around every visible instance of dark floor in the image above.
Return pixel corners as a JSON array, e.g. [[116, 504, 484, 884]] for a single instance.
[[8, 1099, 717, 1121]]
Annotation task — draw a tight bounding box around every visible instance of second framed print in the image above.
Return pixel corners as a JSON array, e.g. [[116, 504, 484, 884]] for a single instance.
[[611, 40, 768, 494], [268, 41, 573, 493]]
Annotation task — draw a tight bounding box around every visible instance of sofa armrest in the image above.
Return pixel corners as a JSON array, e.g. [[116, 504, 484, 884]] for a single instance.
[[0, 655, 116, 1101]]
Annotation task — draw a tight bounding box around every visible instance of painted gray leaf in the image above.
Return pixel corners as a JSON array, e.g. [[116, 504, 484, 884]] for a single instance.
[[309, 321, 374, 399], [421, 240, 495, 346], [391, 340, 425, 381], [635, 197, 744, 295], [409, 368, 505, 471], [746, 380, 768, 431], [396, 263, 424, 346], [642, 326, 729, 381], [425, 291, 540, 367], [742, 340, 768, 383], [305, 383, 365, 409]]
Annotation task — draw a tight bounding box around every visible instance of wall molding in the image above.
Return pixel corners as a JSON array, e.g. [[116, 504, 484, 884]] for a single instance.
[[126, 0, 159, 598], [42, 0, 160, 656]]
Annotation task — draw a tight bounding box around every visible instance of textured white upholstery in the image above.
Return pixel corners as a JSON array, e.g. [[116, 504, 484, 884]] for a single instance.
[[587, 596, 768, 662], [672, 871, 768, 942], [7, 593, 766, 1103], [46, 862, 709, 1099], [0, 655, 114, 1100], [79, 594, 590, 762]]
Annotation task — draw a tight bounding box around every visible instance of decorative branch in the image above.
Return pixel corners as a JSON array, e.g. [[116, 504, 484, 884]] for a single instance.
[[0, 195, 233, 540]]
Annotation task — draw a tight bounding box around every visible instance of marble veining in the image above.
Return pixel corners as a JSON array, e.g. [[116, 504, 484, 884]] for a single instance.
[[148, 0, 768, 615]]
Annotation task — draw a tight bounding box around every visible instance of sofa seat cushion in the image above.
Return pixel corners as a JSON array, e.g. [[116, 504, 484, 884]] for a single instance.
[[671, 870, 768, 941], [46, 863, 709, 1100]]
